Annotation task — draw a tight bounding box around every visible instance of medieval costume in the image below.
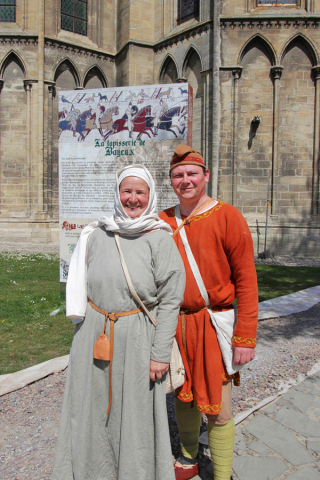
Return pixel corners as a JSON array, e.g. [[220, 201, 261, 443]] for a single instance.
[[159, 145, 258, 480], [52, 165, 186, 480]]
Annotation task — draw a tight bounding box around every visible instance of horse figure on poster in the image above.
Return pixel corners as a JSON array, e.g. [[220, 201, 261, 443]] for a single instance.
[[157, 106, 183, 138], [104, 105, 152, 141], [98, 106, 120, 139]]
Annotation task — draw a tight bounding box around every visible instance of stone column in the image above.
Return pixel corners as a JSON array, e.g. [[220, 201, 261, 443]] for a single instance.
[[0, 80, 3, 93], [47, 83, 56, 217], [231, 67, 242, 206], [312, 65, 320, 216], [201, 69, 211, 163], [210, 0, 220, 199], [270, 66, 283, 215], [24, 79, 37, 215], [36, 0, 46, 220]]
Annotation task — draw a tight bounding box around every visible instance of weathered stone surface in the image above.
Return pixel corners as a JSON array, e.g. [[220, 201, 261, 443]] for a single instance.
[[232, 456, 288, 480], [245, 414, 314, 465], [307, 440, 320, 453], [275, 406, 320, 438], [262, 402, 277, 413], [282, 390, 315, 413], [248, 440, 272, 455], [234, 433, 246, 452], [283, 466, 320, 479], [293, 384, 307, 392], [313, 399, 320, 410]]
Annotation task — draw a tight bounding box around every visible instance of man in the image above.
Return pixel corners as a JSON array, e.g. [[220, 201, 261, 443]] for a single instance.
[[159, 145, 258, 480], [124, 102, 135, 138], [68, 104, 79, 137]]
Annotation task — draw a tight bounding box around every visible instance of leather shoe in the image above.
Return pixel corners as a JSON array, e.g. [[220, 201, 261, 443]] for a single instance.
[[174, 456, 199, 480]]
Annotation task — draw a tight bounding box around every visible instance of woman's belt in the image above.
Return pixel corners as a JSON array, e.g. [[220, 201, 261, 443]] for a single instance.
[[88, 298, 155, 415]]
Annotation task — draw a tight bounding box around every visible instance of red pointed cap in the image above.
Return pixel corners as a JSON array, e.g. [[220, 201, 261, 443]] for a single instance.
[[170, 145, 205, 172]]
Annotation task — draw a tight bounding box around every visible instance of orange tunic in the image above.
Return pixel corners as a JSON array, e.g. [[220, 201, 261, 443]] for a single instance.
[[159, 201, 258, 414]]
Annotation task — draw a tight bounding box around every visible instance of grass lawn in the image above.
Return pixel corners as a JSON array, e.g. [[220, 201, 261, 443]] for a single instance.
[[256, 265, 320, 302], [0, 253, 74, 375], [1, 253, 320, 375]]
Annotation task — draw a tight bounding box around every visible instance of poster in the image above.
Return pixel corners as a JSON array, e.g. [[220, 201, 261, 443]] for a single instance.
[[59, 83, 193, 281]]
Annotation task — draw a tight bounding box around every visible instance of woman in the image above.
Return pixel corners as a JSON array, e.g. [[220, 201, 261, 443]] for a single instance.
[[52, 165, 186, 480]]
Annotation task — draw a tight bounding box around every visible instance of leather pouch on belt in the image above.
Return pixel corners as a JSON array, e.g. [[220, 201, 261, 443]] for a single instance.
[[93, 320, 111, 361]]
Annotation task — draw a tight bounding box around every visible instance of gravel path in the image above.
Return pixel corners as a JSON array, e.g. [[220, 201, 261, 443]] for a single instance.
[[1, 304, 319, 480]]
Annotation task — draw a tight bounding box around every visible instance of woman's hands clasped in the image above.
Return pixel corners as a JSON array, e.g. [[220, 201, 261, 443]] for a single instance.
[[150, 360, 170, 381]]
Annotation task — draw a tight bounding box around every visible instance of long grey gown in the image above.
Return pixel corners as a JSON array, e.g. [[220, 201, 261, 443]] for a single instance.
[[52, 227, 186, 480]]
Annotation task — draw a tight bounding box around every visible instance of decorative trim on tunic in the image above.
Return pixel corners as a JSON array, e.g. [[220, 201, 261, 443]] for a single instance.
[[179, 392, 194, 401], [222, 371, 241, 386], [168, 201, 226, 224], [197, 402, 222, 414], [188, 201, 226, 224], [232, 335, 256, 346]]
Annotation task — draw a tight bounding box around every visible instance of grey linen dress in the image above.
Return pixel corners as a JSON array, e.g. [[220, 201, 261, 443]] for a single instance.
[[52, 227, 186, 480]]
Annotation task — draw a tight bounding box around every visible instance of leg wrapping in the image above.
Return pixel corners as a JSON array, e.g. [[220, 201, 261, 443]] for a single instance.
[[174, 398, 201, 459], [207, 418, 235, 480]]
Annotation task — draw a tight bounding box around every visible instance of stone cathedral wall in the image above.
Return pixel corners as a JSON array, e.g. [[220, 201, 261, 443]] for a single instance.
[[1, 0, 320, 255], [220, 1, 320, 255]]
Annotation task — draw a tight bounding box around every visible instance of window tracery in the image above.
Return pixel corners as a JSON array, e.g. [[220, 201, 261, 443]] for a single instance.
[[61, 0, 88, 36], [0, 0, 16, 23], [177, 0, 199, 25]]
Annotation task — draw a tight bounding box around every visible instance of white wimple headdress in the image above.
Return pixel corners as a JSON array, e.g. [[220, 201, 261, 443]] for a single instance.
[[66, 164, 172, 319]]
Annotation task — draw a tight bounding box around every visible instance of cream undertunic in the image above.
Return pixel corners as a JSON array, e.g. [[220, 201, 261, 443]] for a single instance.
[[52, 227, 185, 480]]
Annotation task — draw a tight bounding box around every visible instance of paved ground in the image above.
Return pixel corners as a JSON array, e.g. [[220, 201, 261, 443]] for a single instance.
[[1, 244, 320, 479], [194, 370, 320, 480]]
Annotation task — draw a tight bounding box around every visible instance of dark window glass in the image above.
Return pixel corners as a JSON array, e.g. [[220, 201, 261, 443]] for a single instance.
[[61, 0, 88, 36], [177, 0, 199, 25], [258, 0, 296, 4], [0, 0, 16, 23]]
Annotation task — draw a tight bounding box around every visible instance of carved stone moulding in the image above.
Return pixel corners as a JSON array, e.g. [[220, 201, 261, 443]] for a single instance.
[[0, 36, 38, 46], [270, 65, 284, 80], [44, 39, 114, 63], [220, 18, 320, 30], [154, 22, 211, 52]]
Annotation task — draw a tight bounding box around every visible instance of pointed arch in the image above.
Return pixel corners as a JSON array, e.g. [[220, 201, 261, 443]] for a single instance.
[[280, 33, 318, 67], [182, 45, 203, 153], [54, 58, 80, 87], [238, 34, 276, 66], [159, 54, 178, 84], [0, 50, 26, 79], [83, 65, 108, 89], [182, 45, 203, 77]]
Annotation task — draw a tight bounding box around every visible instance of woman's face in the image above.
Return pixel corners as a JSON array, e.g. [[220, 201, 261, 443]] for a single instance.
[[119, 176, 150, 218]]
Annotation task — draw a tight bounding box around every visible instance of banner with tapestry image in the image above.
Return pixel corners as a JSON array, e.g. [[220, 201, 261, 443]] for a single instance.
[[59, 82, 193, 281]]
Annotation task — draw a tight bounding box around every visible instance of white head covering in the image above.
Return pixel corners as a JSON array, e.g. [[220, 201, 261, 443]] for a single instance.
[[66, 164, 172, 319], [97, 164, 172, 235]]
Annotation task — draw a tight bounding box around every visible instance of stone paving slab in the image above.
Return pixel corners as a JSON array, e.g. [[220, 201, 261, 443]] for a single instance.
[[245, 414, 314, 465], [229, 371, 320, 480], [307, 441, 320, 453], [232, 456, 288, 480], [283, 466, 320, 479], [275, 406, 320, 438], [282, 389, 315, 413], [248, 440, 272, 455]]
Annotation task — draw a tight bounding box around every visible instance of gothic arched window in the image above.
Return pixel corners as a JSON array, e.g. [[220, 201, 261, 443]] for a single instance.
[[177, 0, 199, 25], [61, 0, 88, 36], [0, 0, 16, 22]]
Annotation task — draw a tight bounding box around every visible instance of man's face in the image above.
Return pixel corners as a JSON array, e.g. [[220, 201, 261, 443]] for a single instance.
[[170, 164, 210, 202]]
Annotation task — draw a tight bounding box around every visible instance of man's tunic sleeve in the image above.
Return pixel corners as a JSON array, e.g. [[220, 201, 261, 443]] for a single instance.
[[225, 209, 258, 348]]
